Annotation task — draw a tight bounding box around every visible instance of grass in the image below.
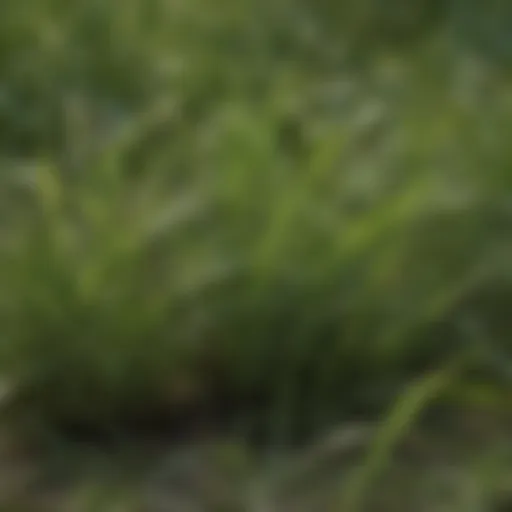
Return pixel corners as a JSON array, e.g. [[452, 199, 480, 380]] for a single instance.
[[1, 0, 512, 509]]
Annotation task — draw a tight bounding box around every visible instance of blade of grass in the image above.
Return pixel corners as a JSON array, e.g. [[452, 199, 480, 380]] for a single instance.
[[339, 361, 462, 512]]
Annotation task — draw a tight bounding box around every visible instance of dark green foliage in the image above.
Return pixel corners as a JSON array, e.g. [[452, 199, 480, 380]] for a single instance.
[[0, 0, 512, 442]]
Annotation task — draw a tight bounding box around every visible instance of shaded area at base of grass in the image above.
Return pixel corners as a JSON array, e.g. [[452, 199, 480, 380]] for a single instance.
[[1, 402, 512, 512]]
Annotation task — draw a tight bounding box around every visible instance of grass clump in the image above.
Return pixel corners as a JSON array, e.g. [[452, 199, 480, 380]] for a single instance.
[[0, 0, 511, 447]]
